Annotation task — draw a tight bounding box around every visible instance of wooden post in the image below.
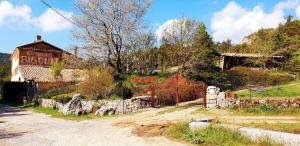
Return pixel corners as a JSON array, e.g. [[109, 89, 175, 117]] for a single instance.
[[150, 85, 155, 107], [202, 83, 207, 109], [175, 74, 179, 107]]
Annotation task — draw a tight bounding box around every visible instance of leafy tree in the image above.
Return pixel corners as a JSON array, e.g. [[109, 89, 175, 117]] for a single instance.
[[186, 23, 221, 86], [216, 39, 233, 53], [127, 32, 158, 74], [50, 60, 64, 79], [191, 22, 219, 65]]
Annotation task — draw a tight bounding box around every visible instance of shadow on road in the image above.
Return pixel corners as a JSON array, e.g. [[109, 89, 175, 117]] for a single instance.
[[0, 104, 27, 115], [0, 130, 28, 139], [0, 104, 29, 139], [0, 104, 29, 117]]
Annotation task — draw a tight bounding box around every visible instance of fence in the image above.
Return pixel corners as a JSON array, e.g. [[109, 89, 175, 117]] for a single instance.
[[144, 75, 206, 108]]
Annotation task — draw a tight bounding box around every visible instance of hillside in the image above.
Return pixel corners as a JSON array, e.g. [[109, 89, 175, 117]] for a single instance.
[[236, 78, 300, 99], [0, 53, 10, 65]]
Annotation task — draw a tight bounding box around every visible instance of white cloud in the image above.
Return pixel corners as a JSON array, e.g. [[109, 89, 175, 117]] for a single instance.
[[155, 19, 180, 40], [0, 1, 73, 32], [274, 0, 299, 11], [36, 8, 73, 32], [296, 6, 300, 17], [0, 1, 33, 28], [211, 1, 300, 44], [155, 18, 195, 41]]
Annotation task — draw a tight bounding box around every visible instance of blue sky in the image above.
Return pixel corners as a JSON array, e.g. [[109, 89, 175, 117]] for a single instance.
[[0, 0, 300, 54]]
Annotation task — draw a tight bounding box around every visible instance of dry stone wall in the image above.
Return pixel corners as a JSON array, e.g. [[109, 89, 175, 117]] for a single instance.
[[38, 96, 151, 115], [239, 98, 300, 108]]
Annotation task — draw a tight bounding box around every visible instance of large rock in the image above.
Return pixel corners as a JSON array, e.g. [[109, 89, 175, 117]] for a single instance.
[[38, 98, 64, 110], [81, 100, 94, 114], [95, 107, 115, 116], [61, 94, 84, 116]]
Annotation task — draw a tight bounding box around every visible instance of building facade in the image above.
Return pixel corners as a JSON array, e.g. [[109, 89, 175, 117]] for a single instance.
[[10, 35, 84, 83]]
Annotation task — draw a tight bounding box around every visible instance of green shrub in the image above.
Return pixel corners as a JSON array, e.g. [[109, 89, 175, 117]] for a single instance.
[[104, 95, 122, 100], [50, 60, 64, 78], [39, 85, 76, 99], [113, 86, 133, 99], [52, 93, 74, 104], [184, 129, 204, 144], [40, 88, 62, 99]]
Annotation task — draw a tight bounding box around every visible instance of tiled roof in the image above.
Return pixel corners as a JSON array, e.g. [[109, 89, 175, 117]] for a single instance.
[[221, 53, 283, 58], [18, 65, 85, 82]]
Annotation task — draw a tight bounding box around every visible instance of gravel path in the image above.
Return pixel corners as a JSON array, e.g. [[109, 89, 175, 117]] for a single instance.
[[0, 104, 185, 146]]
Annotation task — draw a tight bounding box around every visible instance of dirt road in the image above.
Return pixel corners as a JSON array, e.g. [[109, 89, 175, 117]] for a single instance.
[[2, 103, 299, 146], [0, 104, 186, 146]]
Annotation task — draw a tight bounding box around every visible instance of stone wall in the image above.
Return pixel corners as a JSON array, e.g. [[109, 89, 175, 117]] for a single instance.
[[38, 96, 151, 115], [239, 98, 300, 108], [97, 96, 151, 114]]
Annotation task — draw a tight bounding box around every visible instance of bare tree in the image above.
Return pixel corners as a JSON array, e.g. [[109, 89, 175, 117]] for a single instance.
[[159, 17, 197, 70], [127, 31, 157, 74], [73, 0, 152, 73]]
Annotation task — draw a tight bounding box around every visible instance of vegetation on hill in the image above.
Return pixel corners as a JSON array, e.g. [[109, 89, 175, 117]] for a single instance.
[[236, 77, 300, 98], [0, 53, 10, 66], [0, 64, 10, 99], [217, 15, 300, 72]]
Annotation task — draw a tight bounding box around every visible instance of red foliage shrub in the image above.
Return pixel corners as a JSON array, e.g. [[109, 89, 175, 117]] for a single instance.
[[145, 75, 206, 107]]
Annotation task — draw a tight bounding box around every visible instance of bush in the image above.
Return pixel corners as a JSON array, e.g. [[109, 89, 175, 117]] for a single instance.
[[52, 93, 74, 104], [50, 60, 64, 78], [186, 62, 226, 89], [144, 75, 205, 106], [246, 104, 278, 113], [113, 86, 133, 99], [39, 85, 77, 99], [78, 67, 114, 99]]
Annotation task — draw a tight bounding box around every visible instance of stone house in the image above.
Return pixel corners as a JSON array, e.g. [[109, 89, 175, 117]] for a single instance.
[[10, 35, 85, 91]]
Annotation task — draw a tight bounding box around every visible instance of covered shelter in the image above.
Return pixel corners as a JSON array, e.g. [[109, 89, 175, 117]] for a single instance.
[[219, 53, 283, 70]]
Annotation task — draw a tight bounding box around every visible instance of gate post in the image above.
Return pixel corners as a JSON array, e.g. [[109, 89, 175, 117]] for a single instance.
[[202, 83, 207, 109]]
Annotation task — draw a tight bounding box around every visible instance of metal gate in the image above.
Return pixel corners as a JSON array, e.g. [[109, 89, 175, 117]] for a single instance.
[[147, 75, 207, 108]]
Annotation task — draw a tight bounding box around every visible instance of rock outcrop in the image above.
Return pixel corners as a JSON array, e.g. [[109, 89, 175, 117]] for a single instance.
[[61, 94, 83, 116]]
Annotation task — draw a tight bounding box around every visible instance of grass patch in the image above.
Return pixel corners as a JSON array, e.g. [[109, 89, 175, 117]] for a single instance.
[[0, 101, 121, 121], [232, 122, 300, 134], [230, 104, 300, 116], [165, 122, 282, 146], [28, 106, 115, 121], [236, 78, 300, 98]]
